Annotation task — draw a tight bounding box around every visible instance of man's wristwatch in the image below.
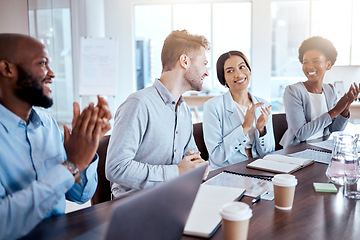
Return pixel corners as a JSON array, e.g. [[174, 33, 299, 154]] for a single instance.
[[62, 160, 81, 183]]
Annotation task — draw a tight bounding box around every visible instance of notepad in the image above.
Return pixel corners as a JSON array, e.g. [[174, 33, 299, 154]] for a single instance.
[[246, 154, 314, 174], [204, 171, 274, 200], [313, 183, 338, 193], [288, 148, 332, 164], [183, 184, 245, 238]]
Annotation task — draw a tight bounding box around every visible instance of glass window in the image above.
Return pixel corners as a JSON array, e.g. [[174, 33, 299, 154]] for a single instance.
[[172, 3, 213, 91], [271, 1, 309, 78], [351, 0, 360, 65], [311, 0, 352, 65], [213, 2, 252, 92], [173, 4, 211, 40], [134, 5, 171, 90], [270, 1, 310, 111], [28, 0, 74, 125], [134, 2, 252, 94]]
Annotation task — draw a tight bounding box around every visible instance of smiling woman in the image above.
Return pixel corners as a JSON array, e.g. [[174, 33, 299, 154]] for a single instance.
[[270, 0, 360, 114], [280, 36, 360, 148], [202, 50, 275, 170]]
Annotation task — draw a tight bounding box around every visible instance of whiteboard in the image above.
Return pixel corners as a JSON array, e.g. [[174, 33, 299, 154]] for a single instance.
[[79, 37, 117, 96]]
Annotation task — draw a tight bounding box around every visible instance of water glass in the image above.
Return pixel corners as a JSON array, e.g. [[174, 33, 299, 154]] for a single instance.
[[344, 169, 360, 199]]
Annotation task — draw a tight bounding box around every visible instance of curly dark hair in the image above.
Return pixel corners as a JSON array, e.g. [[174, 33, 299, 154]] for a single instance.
[[216, 50, 251, 86], [298, 36, 337, 66]]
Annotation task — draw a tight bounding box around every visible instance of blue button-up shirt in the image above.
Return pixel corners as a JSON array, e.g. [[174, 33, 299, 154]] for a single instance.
[[106, 79, 198, 197], [0, 104, 98, 240]]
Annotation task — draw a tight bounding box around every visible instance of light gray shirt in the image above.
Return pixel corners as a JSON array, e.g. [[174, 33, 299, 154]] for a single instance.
[[280, 82, 349, 148], [106, 79, 198, 197], [203, 91, 275, 170]]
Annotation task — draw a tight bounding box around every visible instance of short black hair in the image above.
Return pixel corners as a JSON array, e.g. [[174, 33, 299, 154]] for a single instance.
[[298, 36, 337, 66], [216, 50, 251, 86]]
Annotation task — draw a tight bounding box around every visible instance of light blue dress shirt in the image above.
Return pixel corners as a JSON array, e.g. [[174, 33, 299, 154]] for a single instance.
[[0, 104, 98, 240], [106, 79, 198, 197], [203, 91, 275, 170]]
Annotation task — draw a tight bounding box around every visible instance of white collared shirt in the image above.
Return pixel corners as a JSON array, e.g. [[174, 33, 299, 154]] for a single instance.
[[234, 102, 256, 149]]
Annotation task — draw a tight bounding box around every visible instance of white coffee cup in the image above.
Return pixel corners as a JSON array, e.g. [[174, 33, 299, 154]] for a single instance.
[[272, 174, 298, 210], [219, 202, 252, 240]]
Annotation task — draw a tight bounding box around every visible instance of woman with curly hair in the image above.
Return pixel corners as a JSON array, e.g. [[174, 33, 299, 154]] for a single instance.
[[280, 36, 360, 147]]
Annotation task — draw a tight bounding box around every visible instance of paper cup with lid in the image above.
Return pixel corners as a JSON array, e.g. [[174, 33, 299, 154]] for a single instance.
[[272, 174, 298, 210], [220, 202, 252, 240]]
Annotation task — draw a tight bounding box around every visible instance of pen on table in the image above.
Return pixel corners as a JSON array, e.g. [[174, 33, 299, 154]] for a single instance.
[[252, 190, 269, 204]]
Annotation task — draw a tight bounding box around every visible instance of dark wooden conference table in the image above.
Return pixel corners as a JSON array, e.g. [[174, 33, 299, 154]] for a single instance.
[[23, 142, 360, 240]]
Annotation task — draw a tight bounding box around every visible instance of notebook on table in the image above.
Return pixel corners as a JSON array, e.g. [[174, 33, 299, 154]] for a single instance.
[[183, 184, 245, 238], [204, 171, 274, 200], [74, 164, 207, 240], [246, 154, 314, 174], [288, 148, 332, 164]]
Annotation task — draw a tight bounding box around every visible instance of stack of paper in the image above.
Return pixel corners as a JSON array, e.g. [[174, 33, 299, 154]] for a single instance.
[[247, 154, 314, 174], [183, 184, 245, 238]]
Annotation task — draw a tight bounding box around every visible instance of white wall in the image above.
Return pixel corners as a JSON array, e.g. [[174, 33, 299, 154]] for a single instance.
[[0, 0, 29, 34]]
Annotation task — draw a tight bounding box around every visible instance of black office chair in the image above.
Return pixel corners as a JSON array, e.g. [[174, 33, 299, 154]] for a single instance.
[[272, 113, 288, 151], [91, 135, 112, 205], [193, 122, 209, 160]]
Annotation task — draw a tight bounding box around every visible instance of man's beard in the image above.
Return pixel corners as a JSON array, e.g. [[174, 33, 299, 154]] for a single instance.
[[184, 65, 203, 92], [15, 66, 53, 108]]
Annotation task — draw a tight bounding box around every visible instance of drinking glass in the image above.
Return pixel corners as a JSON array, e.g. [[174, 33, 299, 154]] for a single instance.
[[344, 169, 360, 199]]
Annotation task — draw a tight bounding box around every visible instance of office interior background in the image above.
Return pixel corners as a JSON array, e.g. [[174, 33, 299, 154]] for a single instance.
[[1, 0, 360, 127], [1, 0, 360, 213]]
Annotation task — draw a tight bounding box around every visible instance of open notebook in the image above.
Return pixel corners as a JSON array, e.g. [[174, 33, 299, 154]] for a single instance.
[[246, 154, 314, 174], [183, 184, 245, 238]]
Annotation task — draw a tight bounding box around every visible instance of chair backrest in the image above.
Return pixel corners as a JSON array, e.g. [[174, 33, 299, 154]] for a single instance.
[[193, 122, 209, 160], [91, 135, 112, 205], [272, 113, 288, 151]]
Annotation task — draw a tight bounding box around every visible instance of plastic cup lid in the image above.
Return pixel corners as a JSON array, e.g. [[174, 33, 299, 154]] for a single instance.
[[272, 174, 298, 187], [219, 202, 252, 221]]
